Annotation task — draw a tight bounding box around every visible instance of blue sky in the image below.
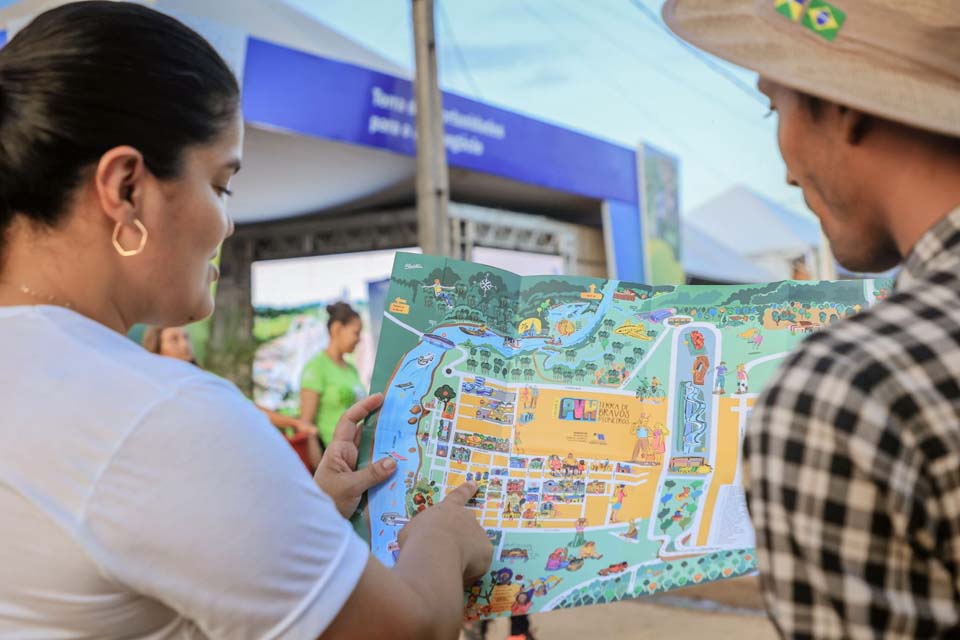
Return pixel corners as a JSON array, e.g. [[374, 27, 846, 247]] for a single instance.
[[288, 0, 808, 217]]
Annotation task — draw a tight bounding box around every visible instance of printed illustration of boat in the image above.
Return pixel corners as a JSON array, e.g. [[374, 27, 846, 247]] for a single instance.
[[395, 381, 414, 390], [459, 324, 490, 337], [417, 353, 435, 366], [502, 337, 522, 350], [388, 451, 408, 462], [380, 512, 410, 527], [422, 333, 455, 349]]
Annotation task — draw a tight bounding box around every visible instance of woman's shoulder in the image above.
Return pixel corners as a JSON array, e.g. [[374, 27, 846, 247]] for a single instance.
[[304, 350, 334, 370], [1, 305, 230, 407]]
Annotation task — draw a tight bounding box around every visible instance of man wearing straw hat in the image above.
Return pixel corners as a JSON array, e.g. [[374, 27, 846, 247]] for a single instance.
[[663, 1, 960, 636]]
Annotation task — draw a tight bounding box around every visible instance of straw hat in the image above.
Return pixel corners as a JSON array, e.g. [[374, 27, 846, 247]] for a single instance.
[[662, 0, 960, 138]]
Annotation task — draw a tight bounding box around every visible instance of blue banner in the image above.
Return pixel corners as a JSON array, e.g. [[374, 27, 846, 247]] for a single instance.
[[605, 199, 645, 282], [242, 38, 637, 205]]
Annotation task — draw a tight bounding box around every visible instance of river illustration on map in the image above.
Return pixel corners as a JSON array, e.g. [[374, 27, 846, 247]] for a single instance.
[[354, 253, 892, 620]]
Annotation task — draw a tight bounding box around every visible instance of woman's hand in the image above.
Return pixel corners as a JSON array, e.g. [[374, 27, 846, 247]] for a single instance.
[[314, 393, 397, 518], [285, 416, 317, 437], [255, 405, 317, 437], [398, 481, 494, 584]]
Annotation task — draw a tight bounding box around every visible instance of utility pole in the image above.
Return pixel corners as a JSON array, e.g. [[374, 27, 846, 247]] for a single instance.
[[412, 0, 450, 256]]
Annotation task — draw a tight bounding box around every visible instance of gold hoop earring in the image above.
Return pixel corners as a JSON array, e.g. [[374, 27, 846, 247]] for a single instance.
[[112, 219, 148, 257]]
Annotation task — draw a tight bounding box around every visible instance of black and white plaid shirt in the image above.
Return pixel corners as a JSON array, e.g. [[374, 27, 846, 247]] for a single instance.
[[744, 206, 960, 638]]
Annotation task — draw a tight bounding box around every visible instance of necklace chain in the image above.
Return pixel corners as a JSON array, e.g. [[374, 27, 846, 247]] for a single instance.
[[0, 282, 74, 309]]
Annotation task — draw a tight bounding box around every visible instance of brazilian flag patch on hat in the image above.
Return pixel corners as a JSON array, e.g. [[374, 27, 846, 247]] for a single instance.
[[774, 0, 809, 22], [802, 1, 846, 41]]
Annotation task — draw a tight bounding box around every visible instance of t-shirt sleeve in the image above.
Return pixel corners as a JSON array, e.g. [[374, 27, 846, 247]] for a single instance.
[[81, 375, 369, 640], [300, 356, 326, 394]]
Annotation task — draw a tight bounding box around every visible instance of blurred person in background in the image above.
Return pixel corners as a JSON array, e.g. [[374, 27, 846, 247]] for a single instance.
[[299, 302, 366, 449], [144, 325, 322, 469]]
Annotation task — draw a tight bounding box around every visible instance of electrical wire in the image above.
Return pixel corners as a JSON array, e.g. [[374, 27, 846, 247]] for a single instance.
[[626, 0, 769, 107], [437, 0, 485, 99], [553, 0, 768, 125], [516, 0, 701, 158]]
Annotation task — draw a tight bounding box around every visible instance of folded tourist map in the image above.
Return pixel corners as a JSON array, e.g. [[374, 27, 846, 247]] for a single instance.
[[355, 252, 892, 619]]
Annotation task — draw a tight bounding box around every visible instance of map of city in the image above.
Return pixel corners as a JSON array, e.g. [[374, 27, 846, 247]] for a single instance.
[[356, 252, 892, 619]]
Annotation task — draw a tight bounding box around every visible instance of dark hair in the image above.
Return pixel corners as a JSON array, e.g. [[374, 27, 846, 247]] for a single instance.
[[0, 1, 239, 242], [326, 302, 360, 330], [798, 90, 960, 152], [141, 325, 165, 356]]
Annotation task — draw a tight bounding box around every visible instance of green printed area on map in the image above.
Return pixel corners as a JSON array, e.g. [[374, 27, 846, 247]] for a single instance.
[[354, 252, 891, 619]]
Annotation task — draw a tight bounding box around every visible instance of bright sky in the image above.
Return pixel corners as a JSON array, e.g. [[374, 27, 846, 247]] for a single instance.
[[286, 0, 808, 217]]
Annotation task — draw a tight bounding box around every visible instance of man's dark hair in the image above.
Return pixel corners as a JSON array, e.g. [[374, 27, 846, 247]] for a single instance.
[[0, 1, 240, 243], [799, 90, 960, 153]]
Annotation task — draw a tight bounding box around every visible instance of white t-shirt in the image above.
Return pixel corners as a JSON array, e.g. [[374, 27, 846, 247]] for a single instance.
[[0, 306, 368, 639]]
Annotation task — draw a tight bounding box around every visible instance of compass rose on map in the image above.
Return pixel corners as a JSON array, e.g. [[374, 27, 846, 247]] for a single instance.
[[478, 275, 495, 295]]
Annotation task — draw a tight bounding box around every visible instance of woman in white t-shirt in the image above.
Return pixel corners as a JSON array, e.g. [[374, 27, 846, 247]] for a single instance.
[[0, 3, 491, 639]]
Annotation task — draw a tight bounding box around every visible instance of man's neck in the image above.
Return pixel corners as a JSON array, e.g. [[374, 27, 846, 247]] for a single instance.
[[877, 141, 960, 258]]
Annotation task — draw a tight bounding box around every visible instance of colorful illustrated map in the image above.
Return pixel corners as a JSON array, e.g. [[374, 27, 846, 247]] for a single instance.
[[356, 253, 892, 620]]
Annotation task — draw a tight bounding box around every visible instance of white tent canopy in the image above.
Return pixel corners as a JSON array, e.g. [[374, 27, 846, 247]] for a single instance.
[[686, 185, 823, 279], [687, 185, 821, 257], [682, 221, 776, 283]]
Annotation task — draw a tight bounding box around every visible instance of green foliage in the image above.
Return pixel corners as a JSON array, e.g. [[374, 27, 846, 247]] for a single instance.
[[434, 384, 456, 409]]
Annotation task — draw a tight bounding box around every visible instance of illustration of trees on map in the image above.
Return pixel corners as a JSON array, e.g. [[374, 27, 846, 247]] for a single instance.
[[356, 253, 892, 619]]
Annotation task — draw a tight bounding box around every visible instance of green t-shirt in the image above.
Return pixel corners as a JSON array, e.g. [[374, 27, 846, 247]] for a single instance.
[[300, 352, 366, 446]]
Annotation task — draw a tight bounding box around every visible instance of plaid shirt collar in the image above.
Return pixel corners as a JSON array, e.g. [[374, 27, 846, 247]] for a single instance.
[[896, 206, 960, 290]]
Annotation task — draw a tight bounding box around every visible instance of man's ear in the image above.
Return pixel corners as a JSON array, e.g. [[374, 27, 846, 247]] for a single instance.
[[841, 107, 872, 145], [93, 146, 147, 226]]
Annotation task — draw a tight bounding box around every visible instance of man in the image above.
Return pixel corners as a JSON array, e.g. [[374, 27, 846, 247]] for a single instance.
[[664, 0, 960, 636], [714, 361, 727, 395], [631, 415, 650, 463]]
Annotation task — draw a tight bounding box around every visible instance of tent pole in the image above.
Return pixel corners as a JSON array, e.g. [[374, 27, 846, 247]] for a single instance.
[[412, 0, 450, 257], [818, 228, 838, 280]]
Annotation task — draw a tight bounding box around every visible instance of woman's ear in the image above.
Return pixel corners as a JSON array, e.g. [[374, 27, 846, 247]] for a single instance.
[[93, 146, 147, 226]]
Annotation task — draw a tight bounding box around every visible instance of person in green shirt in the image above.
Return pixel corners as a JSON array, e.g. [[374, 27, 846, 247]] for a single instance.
[[299, 302, 366, 448]]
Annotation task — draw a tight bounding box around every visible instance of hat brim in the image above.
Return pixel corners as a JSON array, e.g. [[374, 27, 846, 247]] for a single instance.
[[662, 0, 960, 139]]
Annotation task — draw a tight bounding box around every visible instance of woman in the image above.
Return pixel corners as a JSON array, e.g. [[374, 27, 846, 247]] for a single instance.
[[610, 484, 627, 523], [142, 325, 198, 365], [651, 422, 668, 464], [569, 516, 587, 547], [144, 325, 322, 468], [0, 4, 491, 639], [299, 302, 366, 448]]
